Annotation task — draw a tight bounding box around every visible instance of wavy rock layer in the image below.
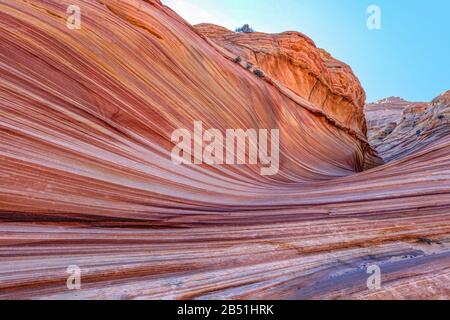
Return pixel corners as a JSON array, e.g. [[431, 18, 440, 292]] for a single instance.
[[195, 23, 382, 169], [0, 0, 449, 299]]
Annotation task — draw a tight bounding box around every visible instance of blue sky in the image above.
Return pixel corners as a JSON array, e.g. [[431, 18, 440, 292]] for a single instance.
[[162, 0, 449, 102]]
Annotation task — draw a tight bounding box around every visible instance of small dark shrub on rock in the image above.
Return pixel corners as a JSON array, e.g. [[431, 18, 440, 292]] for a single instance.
[[234, 56, 242, 63], [235, 24, 254, 33], [253, 69, 265, 78], [246, 63, 253, 70]]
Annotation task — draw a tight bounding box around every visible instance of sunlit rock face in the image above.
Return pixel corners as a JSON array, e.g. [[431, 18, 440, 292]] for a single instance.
[[194, 23, 382, 169], [194, 23, 368, 137], [0, 0, 449, 300], [365, 92, 450, 161]]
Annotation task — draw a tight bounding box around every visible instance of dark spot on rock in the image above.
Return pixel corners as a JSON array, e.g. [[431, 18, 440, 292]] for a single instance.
[[253, 69, 265, 78]]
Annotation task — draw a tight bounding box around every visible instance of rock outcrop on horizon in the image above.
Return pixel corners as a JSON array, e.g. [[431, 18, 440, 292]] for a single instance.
[[365, 97, 415, 143], [366, 92, 450, 161], [0, 0, 449, 300]]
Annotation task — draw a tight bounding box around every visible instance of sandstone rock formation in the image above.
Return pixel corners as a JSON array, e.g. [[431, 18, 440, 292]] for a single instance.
[[195, 23, 368, 137], [366, 92, 450, 161], [0, 0, 449, 300], [194, 23, 382, 169], [365, 97, 415, 143]]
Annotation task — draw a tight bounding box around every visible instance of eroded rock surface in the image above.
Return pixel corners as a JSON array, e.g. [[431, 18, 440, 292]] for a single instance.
[[195, 23, 368, 137], [366, 92, 450, 161]]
